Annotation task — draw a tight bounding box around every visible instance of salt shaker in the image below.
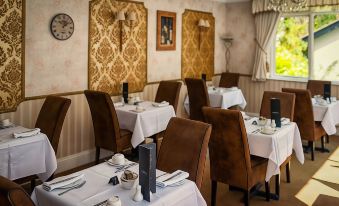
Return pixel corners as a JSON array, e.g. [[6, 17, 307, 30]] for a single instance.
[[133, 185, 143, 202], [271, 120, 276, 128]]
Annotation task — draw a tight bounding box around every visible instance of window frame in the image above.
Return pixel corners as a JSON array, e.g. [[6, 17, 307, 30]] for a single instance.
[[270, 10, 339, 84]]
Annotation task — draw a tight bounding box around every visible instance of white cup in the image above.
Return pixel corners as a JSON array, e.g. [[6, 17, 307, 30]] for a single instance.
[[128, 97, 135, 105], [263, 126, 273, 134], [1, 119, 10, 126], [135, 96, 141, 102], [111, 153, 125, 165], [106, 196, 122, 206]]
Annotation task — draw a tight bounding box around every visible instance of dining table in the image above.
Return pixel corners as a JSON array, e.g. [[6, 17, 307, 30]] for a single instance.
[[31, 162, 207, 206], [0, 126, 57, 181], [113, 101, 176, 148], [244, 116, 304, 182], [184, 87, 247, 115], [312, 99, 339, 135]]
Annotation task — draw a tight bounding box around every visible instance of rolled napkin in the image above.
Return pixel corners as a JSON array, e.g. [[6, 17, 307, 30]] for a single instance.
[[13, 128, 40, 138], [114, 102, 124, 107], [156, 170, 189, 188], [42, 173, 85, 191], [152, 101, 169, 107]]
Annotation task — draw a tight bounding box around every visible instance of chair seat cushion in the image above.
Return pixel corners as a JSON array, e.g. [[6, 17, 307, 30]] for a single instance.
[[314, 122, 326, 140], [119, 129, 132, 138], [250, 155, 267, 168]]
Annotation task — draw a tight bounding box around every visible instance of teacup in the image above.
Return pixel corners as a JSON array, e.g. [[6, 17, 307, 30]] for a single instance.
[[120, 170, 138, 190], [128, 97, 135, 105], [262, 126, 274, 134], [135, 96, 141, 102], [111, 153, 125, 165], [258, 117, 267, 126], [0, 119, 10, 126], [106, 196, 121, 206]]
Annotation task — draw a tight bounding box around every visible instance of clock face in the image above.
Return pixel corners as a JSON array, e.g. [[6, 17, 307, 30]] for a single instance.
[[50, 13, 74, 40]]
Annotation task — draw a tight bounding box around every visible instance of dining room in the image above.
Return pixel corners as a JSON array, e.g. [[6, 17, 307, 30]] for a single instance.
[[0, 0, 339, 205]]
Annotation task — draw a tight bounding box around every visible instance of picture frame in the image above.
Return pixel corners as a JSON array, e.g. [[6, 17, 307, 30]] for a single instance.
[[156, 10, 176, 51]]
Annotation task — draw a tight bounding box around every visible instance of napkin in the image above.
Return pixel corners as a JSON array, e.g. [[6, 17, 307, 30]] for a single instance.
[[114, 102, 124, 107], [156, 170, 189, 188], [13, 128, 40, 138], [281, 118, 290, 126], [42, 173, 85, 191], [152, 101, 169, 107]]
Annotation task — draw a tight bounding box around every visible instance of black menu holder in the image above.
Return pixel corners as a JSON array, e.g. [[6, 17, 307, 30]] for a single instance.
[[139, 143, 156, 202], [324, 83, 331, 102], [271, 98, 281, 128], [122, 82, 128, 103], [201, 73, 206, 82]]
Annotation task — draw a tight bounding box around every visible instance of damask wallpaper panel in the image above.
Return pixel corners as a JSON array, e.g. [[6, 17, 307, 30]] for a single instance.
[[0, 0, 25, 113], [182, 9, 215, 81], [89, 0, 147, 95]]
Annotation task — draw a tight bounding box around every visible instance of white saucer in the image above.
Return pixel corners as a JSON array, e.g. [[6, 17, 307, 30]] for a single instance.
[[130, 109, 145, 113], [260, 128, 276, 135], [106, 158, 129, 166]]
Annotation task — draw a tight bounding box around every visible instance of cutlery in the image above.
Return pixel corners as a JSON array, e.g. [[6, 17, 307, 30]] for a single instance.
[[156, 173, 168, 179], [48, 175, 81, 186], [58, 180, 86, 196], [162, 172, 183, 182], [252, 129, 260, 134], [115, 163, 137, 173], [93, 200, 107, 206]]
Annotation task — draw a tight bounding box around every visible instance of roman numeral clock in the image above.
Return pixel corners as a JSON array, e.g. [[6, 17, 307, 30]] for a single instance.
[[50, 13, 74, 40]]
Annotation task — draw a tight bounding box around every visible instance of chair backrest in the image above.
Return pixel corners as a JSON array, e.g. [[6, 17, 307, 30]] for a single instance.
[[35, 96, 71, 153], [157, 117, 211, 190], [282, 88, 315, 141], [219, 72, 240, 88], [0, 176, 35, 206], [185, 78, 210, 121], [307, 80, 331, 97], [202, 107, 252, 190], [155, 81, 182, 113], [84, 90, 121, 151], [260, 91, 296, 121]]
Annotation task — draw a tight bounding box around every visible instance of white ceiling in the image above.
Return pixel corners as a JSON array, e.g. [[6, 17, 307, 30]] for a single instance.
[[212, 0, 250, 3]]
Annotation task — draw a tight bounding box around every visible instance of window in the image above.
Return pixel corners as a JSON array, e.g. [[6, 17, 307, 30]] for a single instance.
[[272, 12, 339, 81]]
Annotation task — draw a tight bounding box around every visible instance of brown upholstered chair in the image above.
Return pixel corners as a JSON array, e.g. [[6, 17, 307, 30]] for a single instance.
[[219, 72, 240, 88], [203, 107, 270, 206], [185, 78, 210, 121], [0, 176, 35, 206], [35, 96, 71, 153], [155, 81, 182, 113], [84, 90, 132, 164], [282, 88, 327, 161], [307, 80, 331, 97], [157, 117, 211, 190]]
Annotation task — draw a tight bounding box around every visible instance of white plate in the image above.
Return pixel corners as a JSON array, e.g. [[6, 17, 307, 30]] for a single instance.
[[106, 158, 129, 167], [130, 109, 146, 113], [260, 129, 276, 135]]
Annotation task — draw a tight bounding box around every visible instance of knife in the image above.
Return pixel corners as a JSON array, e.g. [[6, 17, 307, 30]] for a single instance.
[[162, 171, 182, 182]]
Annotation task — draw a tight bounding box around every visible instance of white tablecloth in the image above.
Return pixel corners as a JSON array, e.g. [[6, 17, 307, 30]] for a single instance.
[[245, 118, 304, 181], [114, 101, 176, 148], [0, 126, 57, 181], [184, 87, 247, 114], [32, 163, 206, 206], [313, 100, 339, 135]]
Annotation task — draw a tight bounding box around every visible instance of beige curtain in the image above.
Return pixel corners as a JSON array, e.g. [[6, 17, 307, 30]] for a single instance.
[[252, 11, 281, 81], [252, 0, 339, 14]]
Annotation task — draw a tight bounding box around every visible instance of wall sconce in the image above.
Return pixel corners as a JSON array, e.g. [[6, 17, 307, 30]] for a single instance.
[[221, 36, 233, 72], [198, 19, 210, 50], [115, 11, 136, 52]]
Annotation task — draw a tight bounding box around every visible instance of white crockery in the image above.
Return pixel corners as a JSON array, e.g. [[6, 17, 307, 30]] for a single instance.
[[0, 119, 10, 126], [111, 153, 125, 165], [120, 172, 138, 190], [106, 196, 121, 206]]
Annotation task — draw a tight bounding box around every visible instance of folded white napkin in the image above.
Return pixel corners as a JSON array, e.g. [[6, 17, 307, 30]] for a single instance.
[[281, 118, 290, 126], [156, 170, 189, 188], [42, 174, 85, 191], [152, 101, 170, 107], [114, 102, 124, 107], [13, 128, 40, 138]]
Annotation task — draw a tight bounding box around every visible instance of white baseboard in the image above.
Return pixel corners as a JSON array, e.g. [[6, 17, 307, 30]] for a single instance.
[[55, 149, 114, 174]]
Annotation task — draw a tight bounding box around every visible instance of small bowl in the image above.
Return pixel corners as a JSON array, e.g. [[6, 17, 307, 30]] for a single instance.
[[120, 173, 138, 190], [258, 119, 267, 126]]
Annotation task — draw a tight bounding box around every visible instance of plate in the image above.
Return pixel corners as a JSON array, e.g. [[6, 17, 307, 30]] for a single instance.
[[106, 158, 129, 167], [260, 129, 276, 135], [0, 123, 15, 129], [130, 109, 146, 113]]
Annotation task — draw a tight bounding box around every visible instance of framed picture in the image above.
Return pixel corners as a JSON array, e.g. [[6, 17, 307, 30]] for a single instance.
[[157, 11, 176, 51]]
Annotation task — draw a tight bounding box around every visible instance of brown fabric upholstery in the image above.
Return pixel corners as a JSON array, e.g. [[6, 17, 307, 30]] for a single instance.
[[282, 88, 326, 141], [157, 117, 211, 190], [202, 107, 268, 190], [307, 80, 331, 97], [35, 96, 71, 153], [219, 72, 240, 88], [260, 91, 296, 121], [0, 176, 35, 206], [155, 81, 182, 113], [185, 78, 210, 121], [84, 90, 132, 153]]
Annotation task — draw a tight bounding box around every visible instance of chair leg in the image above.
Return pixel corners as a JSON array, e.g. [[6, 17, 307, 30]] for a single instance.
[[265, 181, 270, 202], [326, 134, 330, 143], [30, 178, 36, 192], [244, 190, 250, 206], [211, 180, 217, 206], [308, 141, 315, 161], [275, 174, 280, 198], [286, 161, 291, 183], [95, 147, 100, 165], [321, 136, 325, 151]]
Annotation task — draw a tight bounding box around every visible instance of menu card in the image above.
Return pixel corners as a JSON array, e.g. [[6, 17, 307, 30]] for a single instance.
[[122, 82, 128, 103], [271, 98, 281, 128], [139, 143, 156, 202], [324, 83, 331, 102]]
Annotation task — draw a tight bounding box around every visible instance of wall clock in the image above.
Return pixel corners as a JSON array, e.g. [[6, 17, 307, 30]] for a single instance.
[[50, 13, 74, 40]]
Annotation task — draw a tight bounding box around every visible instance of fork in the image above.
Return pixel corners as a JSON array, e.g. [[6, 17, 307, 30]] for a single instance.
[[58, 181, 86, 196], [115, 163, 137, 173]]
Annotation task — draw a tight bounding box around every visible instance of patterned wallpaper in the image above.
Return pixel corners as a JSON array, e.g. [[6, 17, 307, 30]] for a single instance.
[[182, 9, 215, 81], [89, 0, 147, 95], [0, 0, 24, 113]]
